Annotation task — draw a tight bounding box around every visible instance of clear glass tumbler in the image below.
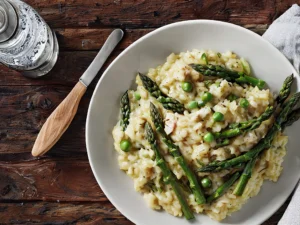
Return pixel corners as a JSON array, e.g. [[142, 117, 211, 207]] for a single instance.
[[0, 0, 59, 78]]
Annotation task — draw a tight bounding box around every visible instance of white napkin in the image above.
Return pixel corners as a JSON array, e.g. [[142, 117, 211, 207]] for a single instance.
[[263, 4, 300, 73], [263, 4, 300, 225]]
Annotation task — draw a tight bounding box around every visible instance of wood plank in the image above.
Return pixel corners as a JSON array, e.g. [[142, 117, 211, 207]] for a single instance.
[[0, 198, 291, 225], [0, 85, 91, 154], [55, 28, 152, 51], [22, 0, 298, 29], [0, 157, 105, 202], [55, 25, 269, 51], [0, 202, 133, 225]]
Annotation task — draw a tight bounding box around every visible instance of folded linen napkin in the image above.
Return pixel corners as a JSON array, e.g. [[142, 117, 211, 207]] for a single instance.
[[263, 4, 300, 225]]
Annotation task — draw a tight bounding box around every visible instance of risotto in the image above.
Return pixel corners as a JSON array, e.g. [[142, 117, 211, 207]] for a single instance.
[[112, 49, 288, 221]]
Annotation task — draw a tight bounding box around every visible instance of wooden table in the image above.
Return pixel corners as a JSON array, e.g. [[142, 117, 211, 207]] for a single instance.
[[0, 0, 298, 224]]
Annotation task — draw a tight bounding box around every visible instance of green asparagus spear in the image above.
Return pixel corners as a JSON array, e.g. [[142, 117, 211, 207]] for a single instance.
[[232, 81, 298, 195], [138, 73, 184, 114], [211, 95, 300, 196], [198, 92, 300, 172], [150, 102, 206, 204], [282, 107, 300, 129], [222, 74, 293, 143], [233, 158, 256, 196], [207, 172, 241, 203], [233, 82, 297, 195], [214, 106, 274, 139], [228, 74, 293, 131], [276, 74, 294, 105], [120, 90, 130, 131], [276, 92, 300, 124], [145, 122, 194, 220], [189, 64, 266, 89]]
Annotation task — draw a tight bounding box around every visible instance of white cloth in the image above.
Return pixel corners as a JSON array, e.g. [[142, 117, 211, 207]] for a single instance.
[[264, 4, 300, 73], [263, 4, 300, 225]]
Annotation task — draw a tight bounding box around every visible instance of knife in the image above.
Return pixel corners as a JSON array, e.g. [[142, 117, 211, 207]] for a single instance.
[[32, 29, 124, 157]]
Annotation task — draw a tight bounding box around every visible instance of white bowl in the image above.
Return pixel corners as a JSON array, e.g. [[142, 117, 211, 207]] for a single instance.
[[86, 20, 300, 225]]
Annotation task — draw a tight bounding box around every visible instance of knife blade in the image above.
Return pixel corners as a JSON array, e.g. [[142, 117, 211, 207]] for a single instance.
[[80, 29, 124, 86]]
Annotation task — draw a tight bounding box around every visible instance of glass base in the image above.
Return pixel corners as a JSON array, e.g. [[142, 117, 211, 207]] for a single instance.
[[21, 29, 59, 78]]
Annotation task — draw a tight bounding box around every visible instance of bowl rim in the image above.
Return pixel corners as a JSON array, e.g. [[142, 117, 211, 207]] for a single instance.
[[86, 20, 298, 225]]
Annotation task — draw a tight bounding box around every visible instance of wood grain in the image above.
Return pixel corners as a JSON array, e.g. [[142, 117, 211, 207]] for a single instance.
[[0, 85, 90, 155], [56, 28, 152, 51], [23, 0, 299, 28], [55, 25, 270, 51], [0, 198, 292, 225], [0, 157, 105, 202], [0, 202, 132, 225]]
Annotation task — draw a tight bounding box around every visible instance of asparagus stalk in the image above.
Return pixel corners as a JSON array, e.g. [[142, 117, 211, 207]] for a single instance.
[[190, 64, 266, 89], [150, 102, 206, 204], [279, 74, 300, 128], [276, 92, 300, 124], [211, 104, 300, 197], [276, 74, 294, 105], [214, 106, 274, 139], [234, 103, 299, 195], [207, 172, 241, 203], [204, 75, 296, 195], [233, 158, 256, 196], [120, 90, 130, 131], [233, 74, 295, 195], [145, 122, 194, 220], [234, 104, 300, 196], [198, 92, 300, 172], [282, 107, 300, 129], [139, 73, 184, 114]]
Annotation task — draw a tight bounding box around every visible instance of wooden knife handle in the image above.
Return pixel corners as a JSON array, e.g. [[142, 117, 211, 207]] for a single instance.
[[32, 81, 87, 157]]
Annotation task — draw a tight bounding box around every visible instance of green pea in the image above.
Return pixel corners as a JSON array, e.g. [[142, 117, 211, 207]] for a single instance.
[[134, 92, 141, 100], [201, 92, 213, 102], [201, 177, 212, 188], [181, 81, 193, 92], [120, 140, 131, 152], [213, 112, 224, 122], [188, 101, 198, 109], [203, 132, 214, 143], [240, 98, 249, 108]]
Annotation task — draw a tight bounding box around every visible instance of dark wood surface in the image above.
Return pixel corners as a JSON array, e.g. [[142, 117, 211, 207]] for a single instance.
[[0, 0, 299, 224]]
